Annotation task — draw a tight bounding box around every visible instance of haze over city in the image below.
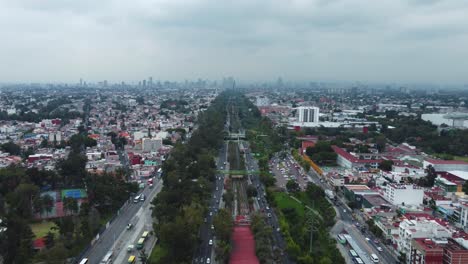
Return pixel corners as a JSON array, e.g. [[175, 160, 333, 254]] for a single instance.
[[1, 0, 468, 84]]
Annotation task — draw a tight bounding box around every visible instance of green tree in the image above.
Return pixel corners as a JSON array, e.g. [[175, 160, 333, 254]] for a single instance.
[[63, 197, 78, 215], [375, 135, 386, 152], [246, 185, 258, 197], [378, 160, 394, 171], [213, 209, 233, 242], [286, 180, 300, 193], [44, 231, 55, 249], [0, 141, 21, 155], [463, 181, 468, 194], [42, 194, 54, 218]]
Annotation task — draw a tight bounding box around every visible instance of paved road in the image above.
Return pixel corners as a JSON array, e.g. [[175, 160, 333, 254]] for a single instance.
[[300, 158, 397, 264], [112, 181, 163, 264], [81, 180, 161, 264], [244, 142, 291, 264], [194, 141, 228, 264]]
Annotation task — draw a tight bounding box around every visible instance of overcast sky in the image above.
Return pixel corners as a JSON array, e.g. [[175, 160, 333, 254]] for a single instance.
[[0, 0, 467, 84]]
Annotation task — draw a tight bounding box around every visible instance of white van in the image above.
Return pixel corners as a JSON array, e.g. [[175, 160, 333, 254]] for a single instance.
[[370, 253, 379, 263]]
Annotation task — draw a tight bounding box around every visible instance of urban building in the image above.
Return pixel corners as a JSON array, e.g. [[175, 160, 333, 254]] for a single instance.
[[424, 159, 468, 172], [383, 184, 424, 206], [332, 145, 382, 169], [410, 238, 444, 264], [142, 138, 162, 152], [297, 106, 319, 123], [398, 219, 452, 260]]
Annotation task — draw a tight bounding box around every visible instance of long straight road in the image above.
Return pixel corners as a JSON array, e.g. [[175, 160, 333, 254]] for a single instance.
[[193, 141, 228, 263], [80, 179, 162, 264], [244, 141, 291, 263]]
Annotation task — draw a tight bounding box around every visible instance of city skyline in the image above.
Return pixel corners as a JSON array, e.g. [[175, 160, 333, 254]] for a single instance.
[[1, 0, 468, 84]]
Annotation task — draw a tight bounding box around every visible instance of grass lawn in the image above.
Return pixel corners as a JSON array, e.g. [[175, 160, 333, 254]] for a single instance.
[[30, 221, 58, 239], [274, 192, 305, 218], [454, 156, 468, 162], [148, 244, 167, 264]]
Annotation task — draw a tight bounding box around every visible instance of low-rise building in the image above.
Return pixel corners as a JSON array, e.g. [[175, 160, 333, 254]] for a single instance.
[[424, 159, 468, 173]]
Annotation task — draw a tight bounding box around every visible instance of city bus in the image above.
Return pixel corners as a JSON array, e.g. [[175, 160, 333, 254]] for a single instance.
[[100, 251, 113, 264], [136, 237, 145, 249], [128, 255, 136, 264], [337, 234, 347, 244], [349, 249, 358, 258], [142, 231, 149, 239]]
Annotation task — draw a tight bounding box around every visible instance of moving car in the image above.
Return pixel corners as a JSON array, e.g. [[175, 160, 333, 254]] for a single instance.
[[126, 223, 133, 230], [209, 239, 213, 245]]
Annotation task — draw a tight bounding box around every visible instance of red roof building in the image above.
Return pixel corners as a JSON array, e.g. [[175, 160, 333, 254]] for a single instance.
[[332, 145, 383, 169], [411, 238, 444, 264]]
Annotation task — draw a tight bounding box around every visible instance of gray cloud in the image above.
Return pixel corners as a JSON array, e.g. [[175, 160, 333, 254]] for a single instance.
[[0, 0, 467, 83]]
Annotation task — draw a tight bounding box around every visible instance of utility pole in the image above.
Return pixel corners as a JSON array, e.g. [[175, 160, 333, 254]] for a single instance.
[[305, 202, 319, 253]]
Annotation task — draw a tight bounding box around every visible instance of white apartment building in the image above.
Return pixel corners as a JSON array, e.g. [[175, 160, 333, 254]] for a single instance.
[[398, 219, 452, 261], [297, 106, 319, 123], [383, 184, 424, 206]]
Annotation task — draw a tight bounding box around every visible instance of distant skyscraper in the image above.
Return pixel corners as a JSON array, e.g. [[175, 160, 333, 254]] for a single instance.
[[277, 77, 284, 88], [79, 78, 83, 86], [297, 106, 319, 123], [103, 80, 108, 87], [149, 77, 153, 87], [143, 80, 147, 87]]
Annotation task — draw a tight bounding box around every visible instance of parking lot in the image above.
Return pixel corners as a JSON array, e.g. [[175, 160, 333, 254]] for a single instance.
[[269, 153, 309, 190]]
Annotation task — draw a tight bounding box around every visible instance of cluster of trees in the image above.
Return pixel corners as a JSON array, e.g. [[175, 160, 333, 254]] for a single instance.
[[380, 115, 468, 156], [0, 97, 82, 123], [151, 93, 227, 263], [291, 149, 310, 172], [160, 99, 189, 113], [277, 183, 344, 264], [213, 209, 234, 263], [251, 213, 276, 263], [228, 141, 245, 171], [366, 219, 384, 238], [305, 141, 337, 166], [0, 124, 136, 263]]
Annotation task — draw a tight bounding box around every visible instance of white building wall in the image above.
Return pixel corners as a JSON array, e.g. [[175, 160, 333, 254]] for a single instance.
[[397, 219, 452, 259], [383, 184, 424, 206], [297, 106, 320, 123]]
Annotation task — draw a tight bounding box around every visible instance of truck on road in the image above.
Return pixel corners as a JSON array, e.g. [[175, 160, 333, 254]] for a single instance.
[[325, 189, 335, 200]]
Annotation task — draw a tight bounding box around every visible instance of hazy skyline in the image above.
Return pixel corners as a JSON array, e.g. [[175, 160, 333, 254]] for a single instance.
[[1, 0, 467, 84]]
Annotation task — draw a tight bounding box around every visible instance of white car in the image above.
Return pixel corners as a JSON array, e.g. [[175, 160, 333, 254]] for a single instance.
[[377, 246, 383, 252], [365, 237, 371, 242], [206, 258, 211, 263], [209, 239, 213, 245]]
